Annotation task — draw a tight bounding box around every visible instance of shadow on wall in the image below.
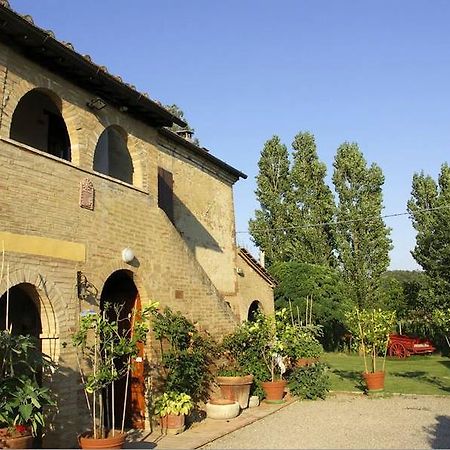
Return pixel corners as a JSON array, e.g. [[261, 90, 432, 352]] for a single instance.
[[46, 357, 86, 448], [427, 415, 450, 449], [172, 192, 223, 254]]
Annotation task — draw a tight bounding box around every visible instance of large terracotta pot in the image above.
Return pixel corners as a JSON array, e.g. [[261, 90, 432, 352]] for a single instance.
[[4, 435, 33, 449], [216, 375, 254, 408], [160, 414, 185, 435], [0, 427, 33, 449], [261, 380, 287, 402], [363, 371, 385, 393], [78, 430, 126, 449]]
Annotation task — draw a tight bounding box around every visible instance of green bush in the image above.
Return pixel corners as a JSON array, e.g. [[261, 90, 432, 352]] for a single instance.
[[287, 363, 330, 400], [270, 261, 352, 350], [151, 307, 216, 404]]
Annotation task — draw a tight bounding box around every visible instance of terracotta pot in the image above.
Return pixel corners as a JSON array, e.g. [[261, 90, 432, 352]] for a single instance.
[[4, 434, 33, 449], [78, 430, 126, 449], [216, 375, 253, 408], [363, 371, 385, 392], [261, 380, 287, 402], [160, 414, 185, 435], [295, 357, 319, 368]]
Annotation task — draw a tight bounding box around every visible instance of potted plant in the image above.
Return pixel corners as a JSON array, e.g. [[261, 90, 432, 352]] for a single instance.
[[345, 308, 396, 393], [247, 310, 290, 402], [0, 331, 56, 449], [215, 346, 253, 409], [153, 391, 193, 435], [283, 325, 324, 368], [73, 302, 156, 449]]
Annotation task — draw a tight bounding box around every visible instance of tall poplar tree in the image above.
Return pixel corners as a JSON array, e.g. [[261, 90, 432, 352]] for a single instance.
[[407, 164, 450, 308], [332, 142, 392, 308], [249, 136, 291, 267], [288, 131, 335, 265]]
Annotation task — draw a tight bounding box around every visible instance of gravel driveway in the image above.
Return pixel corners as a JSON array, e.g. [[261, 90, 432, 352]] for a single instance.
[[202, 394, 450, 449]]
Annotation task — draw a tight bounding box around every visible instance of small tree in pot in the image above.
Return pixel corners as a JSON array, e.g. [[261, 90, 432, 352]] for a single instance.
[[345, 308, 396, 393], [73, 301, 157, 448], [222, 310, 289, 402]]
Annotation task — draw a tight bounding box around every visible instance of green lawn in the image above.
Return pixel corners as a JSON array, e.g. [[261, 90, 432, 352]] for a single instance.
[[323, 352, 450, 395]]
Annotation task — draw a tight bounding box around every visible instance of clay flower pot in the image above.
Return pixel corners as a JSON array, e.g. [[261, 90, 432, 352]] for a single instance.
[[160, 414, 186, 435], [362, 371, 385, 393], [78, 430, 126, 449], [216, 375, 253, 408], [261, 379, 287, 402], [0, 427, 33, 449], [4, 435, 33, 449], [295, 357, 319, 368]]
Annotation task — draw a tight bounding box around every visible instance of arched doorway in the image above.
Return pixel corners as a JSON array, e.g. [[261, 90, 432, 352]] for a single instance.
[[100, 270, 145, 429], [0, 283, 42, 339], [247, 300, 263, 322]]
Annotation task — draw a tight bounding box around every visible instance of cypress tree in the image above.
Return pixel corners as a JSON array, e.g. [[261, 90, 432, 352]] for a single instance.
[[332, 142, 392, 308], [249, 136, 291, 267], [288, 131, 335, 265]]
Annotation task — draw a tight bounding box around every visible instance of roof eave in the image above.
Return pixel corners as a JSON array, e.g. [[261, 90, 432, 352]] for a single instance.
[[0, 5, 186, 128]]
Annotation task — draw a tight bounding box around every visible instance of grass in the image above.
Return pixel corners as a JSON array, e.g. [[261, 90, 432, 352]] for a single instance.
[[323, 352, 450, 395]]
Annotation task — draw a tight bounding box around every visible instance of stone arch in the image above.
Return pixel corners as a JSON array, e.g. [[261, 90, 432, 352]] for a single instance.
[[247, 300, 263, 322], [0, 267, 67, 362], [93, 125, 133, 183], [3, 79, 82, 165], [89, 117, 146, 189], [90, 261, 149, 309]]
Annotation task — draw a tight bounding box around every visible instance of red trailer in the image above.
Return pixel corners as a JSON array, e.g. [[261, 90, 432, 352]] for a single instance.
[[388, 334, 436, 358]]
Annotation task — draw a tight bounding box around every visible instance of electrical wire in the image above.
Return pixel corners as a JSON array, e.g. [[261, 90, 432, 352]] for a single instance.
[[235, 204, 450, 235]]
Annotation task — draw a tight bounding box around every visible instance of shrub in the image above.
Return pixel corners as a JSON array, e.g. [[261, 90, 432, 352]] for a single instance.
[[287, 363, 330, 400], [151, 307, 216, 404]]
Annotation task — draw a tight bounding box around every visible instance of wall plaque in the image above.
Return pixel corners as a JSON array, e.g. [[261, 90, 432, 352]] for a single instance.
[[79, 178, 95, 210]]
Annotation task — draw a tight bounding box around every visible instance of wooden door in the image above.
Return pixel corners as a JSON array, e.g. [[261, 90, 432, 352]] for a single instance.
[[130, 293, 146, 429]]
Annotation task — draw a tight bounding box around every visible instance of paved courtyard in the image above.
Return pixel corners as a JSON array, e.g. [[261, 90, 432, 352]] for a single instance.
[[201, 394, 450, 449]]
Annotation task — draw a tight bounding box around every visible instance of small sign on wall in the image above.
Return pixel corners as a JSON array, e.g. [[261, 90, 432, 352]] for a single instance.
[[79, 178, 95, 210]]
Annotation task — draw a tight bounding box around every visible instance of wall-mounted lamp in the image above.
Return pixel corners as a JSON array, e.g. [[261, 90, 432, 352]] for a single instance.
[[87, 97, 107, 110], [122, 247, 135, 263], [76, 271, 88, 299]]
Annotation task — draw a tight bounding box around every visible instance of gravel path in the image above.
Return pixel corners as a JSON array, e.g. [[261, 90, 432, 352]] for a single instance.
[[202, 394, 450, 449]]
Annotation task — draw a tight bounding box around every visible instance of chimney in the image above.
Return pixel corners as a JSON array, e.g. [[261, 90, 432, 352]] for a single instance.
[[175, 129, 194, 142], [259, 251, 265, 268]]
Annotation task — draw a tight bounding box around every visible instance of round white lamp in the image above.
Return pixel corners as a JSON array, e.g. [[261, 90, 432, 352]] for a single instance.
[[121, 247, 135, 263]]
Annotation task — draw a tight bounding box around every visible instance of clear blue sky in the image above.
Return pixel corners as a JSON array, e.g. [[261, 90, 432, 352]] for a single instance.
[[9, 1, 450, 270]]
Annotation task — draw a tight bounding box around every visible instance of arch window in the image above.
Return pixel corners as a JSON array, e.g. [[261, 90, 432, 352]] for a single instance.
[[93, 126, 133, 184], [248, 300, 263, 322], [10, 89, 71, 161]]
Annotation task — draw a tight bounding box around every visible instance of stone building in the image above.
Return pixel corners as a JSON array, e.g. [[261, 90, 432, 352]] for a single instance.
[[0, 3, 274, 447]]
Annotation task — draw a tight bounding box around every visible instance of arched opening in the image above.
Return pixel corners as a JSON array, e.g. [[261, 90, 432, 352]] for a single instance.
[[0, 283, 42, 338], [10, 89, 71, 161], [93, 126, 133, 184], [247, 300, 263, 322], [100, 270, 144, 429]]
